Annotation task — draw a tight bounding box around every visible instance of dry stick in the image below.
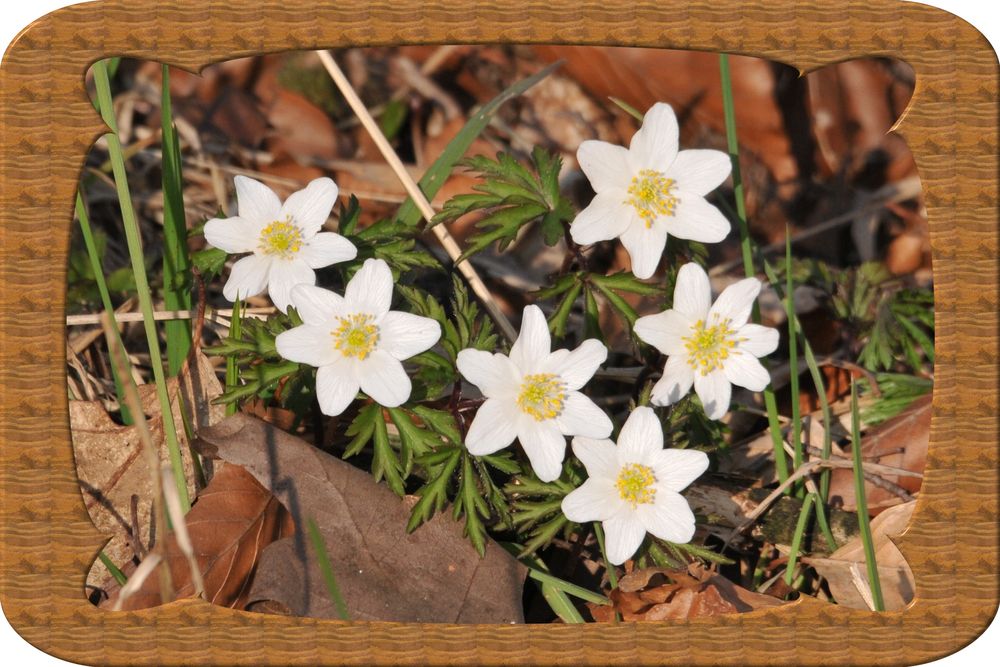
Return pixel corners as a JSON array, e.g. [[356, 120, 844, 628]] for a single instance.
[[722, 456, 917, 550], [66, 307, 276, 327], [110, 553, 162, 612], [100, 312, 174, 606], [315, 49, 518, 344], [160, 463, 206, 599]]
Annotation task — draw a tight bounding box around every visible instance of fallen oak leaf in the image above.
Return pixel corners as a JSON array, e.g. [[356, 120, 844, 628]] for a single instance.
[[194, 413, 526, 623], [804, 500, 916, 611], [104, 463, 294, 610]]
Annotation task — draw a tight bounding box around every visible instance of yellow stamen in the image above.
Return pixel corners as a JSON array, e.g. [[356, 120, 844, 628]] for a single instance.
[[683, 315, 743, 376], [517, 373, 566, 421], [258, 216, 303, 259], [625, 169, 679, 228], [332, 313, 379, 360], [616, 463, 657, 508]]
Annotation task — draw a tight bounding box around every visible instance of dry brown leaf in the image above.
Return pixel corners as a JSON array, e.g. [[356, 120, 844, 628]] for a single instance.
[[105, 463, 294, 610], [588, 563, 785, 622], [195, 413, 526, 624], [805, 500, 916, 611], [826, 394, 929, 515], [73, 351, 224, 588]]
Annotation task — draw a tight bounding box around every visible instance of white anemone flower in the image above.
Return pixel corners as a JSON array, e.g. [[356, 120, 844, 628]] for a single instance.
[[571, 102, 732, 279], [456, 305, 612, 482], [204, 175, 358, 313], [275, 258, 440, 416], [635, 262, 779, 420], [561, 406, 708, 565]]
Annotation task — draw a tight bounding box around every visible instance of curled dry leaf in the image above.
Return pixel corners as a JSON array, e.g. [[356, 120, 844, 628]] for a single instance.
[[805, 500, 916, 611], [105, 463, 294, 610], [588, 563, 786, 622], [72, 351, 224, 588], [195, 413, 527, 624]]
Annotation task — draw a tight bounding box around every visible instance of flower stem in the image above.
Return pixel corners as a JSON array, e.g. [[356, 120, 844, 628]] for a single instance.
[[719, 53, 788, 486], [306, 517, 350, 620], [225, 297, 242, 416], [592, 522, 619, 590], [93, 59, 190, 513], [851, 380, 885, 611]]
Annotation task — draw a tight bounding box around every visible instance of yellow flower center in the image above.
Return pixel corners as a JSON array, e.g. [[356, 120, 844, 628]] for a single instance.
[[625, 169, 679, 228], [517, 373, 566, 421], [258, 216, 303, 259], [616, 463, 657, 508], [332, 313, 379, 360], [683, 316, 740, 376]]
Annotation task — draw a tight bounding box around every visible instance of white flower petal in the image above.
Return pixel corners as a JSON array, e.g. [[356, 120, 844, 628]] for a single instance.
[[571, 436, 619, 480], [509, 305, 551, 370], [267, 259, 315, 314], [456, 349, 521, 400], [619, 220, 668, 279], [569, 191, 633, 245], [465, 398, 519, 455], [279, 177, 339, 237], [315, 361, 360, 417], [542, 339, 607, 390], [603, 511, 647, 565], [289, 283, 346, 326], [577, 140, 630, 192], [649, 448, 710, 493], [561, 479, 621, 523], [694, 369, 732, 420], [379, 311, 441, 360], [629, 102, 679, 172], [276, 324, 339, 367], [358, 350, 411, 408], [345, 258, 393, 316], [666, 195, 731, 244], [615, 406, 663, 463], [222, 254, 271, 302], [650, 354, 695, 406], [235, 175, 282, 223], [636, 490, 697, 544], [204, 216, 259, 254], [736, 323, 780, 357], [667, 149, 732, 196], [517, 419, 567, 482], [634, 309, 692, 356], [708, 276, 761, 325], [672, 263, 712, 321], [723, 351, 771, 391], [556, 391, 613, 439], [300, 232, 357, 269]]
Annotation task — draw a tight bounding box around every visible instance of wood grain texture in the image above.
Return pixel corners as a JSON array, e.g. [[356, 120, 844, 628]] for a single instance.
[[0, 0, 995, 664]]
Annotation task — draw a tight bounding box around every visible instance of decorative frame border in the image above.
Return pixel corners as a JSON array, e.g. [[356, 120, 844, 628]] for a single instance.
[[0, 1, 996, 664]]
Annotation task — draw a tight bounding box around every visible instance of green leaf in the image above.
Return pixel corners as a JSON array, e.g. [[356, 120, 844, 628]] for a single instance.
[[548, 279, 583, 338], [395, 61, 561, 228], [378, 98, 408, 141], [433, 147, 574, 261], [191, 246, 227, 278]]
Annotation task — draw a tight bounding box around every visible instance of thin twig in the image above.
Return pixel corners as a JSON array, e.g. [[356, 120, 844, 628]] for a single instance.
[[315, 49, 517, 344], [66, 306, 275, 327], [160, 464, 206, 599], [110, 553, 162, 612]]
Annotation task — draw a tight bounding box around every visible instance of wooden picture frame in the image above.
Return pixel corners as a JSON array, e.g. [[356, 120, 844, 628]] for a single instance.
[[0, 0, 996, 664]]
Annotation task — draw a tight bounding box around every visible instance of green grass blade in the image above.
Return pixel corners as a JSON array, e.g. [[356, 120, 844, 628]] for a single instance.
[[306, 517, 351, 620], [719, 53, 788, 485], [93, 59, 190, 512], [783, 494, 815, 586], [75, 193, 133, 425], [851, 380, 885, 611], [540, 581, 586, 623], [160, 64, 192, 376], [225, 297, 242, 416], [785, 229, 803, 493], [394, 61, 562, 228], [98, 550, 127, 586]]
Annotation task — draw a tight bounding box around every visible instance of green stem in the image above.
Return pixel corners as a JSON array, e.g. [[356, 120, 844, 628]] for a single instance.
[[851, 380, 885, 611], [785, 228, 804, 496], [783, 494, 815, 587], [592, 522, 619, 590], [719, 53, 788, 485], [93, 59, 190, 512], [98, 551, 127, 586], [225, 297, 242, 416], [75, 194, 133, 425]]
